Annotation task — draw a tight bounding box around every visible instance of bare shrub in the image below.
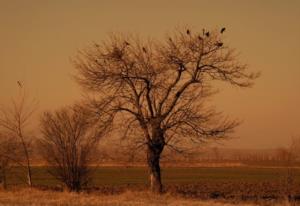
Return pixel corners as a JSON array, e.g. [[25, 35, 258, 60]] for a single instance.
[[39, 105, 112, 192]]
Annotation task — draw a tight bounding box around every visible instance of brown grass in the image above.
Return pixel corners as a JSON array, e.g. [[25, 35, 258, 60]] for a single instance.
[[0, 188, 295, 206]]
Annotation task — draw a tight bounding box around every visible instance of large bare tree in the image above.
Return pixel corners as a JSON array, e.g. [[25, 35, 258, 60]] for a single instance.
[[0, 89, 37, 187], [39, 104, 112, 192], [74, 27, 259, 193]]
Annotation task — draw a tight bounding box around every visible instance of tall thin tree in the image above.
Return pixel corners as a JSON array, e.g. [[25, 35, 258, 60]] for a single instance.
[[0, 88, 37, 187]]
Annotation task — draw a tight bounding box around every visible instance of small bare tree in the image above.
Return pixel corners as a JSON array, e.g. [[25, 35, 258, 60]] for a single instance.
[[280, 137, 300, 201], [74, 27, 259, 193], [39, 105, 112, 192], [0, 89, 37, 187]]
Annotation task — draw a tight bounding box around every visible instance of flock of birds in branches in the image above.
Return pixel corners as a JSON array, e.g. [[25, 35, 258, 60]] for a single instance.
[[122, 27, 227, 54], [107, 27, 227, 63], [186, 27, 226, 47], [16, 28, 226, 89]]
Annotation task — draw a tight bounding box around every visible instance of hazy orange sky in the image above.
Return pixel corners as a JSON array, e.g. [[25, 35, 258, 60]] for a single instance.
[[0, 0, 299, 149]]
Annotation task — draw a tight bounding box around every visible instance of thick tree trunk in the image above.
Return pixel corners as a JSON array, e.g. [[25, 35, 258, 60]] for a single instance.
[[147, 126, 165, 193], [147, 145, 162, 193]]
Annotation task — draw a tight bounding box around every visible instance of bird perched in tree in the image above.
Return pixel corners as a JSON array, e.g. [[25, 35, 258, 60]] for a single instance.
[[216, 42, 223, 47], [186, 29, 190, 35], [198, 35, 203, 41], [17, 81, 22, 88], [124, 41, 130, 46], [220, 27, 226, 33], [205, 31, 210, 37], [142, 47, 147, 53]]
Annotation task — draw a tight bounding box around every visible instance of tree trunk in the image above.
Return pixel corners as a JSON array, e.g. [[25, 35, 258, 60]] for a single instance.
[[24, 148, 32, 187], [147, 126, 165, 193], [26, 163, 32, 187], [22, 138, 32, 187], [147, 145, 162, 193]]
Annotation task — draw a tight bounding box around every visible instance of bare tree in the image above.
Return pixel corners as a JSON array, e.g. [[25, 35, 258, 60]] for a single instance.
[[39, 104, 112, 192], [74, 27, 259, 193], [279, 137, 300, 201], [0, 90, 37, 187]]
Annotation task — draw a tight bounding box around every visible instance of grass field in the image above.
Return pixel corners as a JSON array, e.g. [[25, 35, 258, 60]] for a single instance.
[[7, 166, 300, 187], [4, 166, 300, 203]]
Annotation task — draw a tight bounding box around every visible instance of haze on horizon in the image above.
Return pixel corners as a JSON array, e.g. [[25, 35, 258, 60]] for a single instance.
[[0, 0, 299, 150]]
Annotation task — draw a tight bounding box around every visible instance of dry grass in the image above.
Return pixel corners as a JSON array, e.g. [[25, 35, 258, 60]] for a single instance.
[[0, 188, 295, 206]]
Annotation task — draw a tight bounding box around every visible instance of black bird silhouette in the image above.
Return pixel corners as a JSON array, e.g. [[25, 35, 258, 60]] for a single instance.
[[17, 81, 22, 88], [142, 47, 147, 53], [216, 42, 223, 47], [220, 27, 226, 33], [198, 36, 203, 41], [186, 29, 190, 35], [205, 32, 210, 37], [124, 41, 130, 46]]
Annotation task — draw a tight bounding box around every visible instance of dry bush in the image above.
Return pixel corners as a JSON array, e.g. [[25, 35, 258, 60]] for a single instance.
[[39, 105, 112, 192]]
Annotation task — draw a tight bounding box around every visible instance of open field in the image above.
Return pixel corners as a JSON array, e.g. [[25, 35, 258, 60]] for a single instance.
[[7, 166, 300, 186], [4, 166, 300, 203]]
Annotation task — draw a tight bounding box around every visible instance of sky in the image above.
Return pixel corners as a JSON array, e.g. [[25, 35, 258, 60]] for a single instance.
[[0, 0, 299, 149]]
